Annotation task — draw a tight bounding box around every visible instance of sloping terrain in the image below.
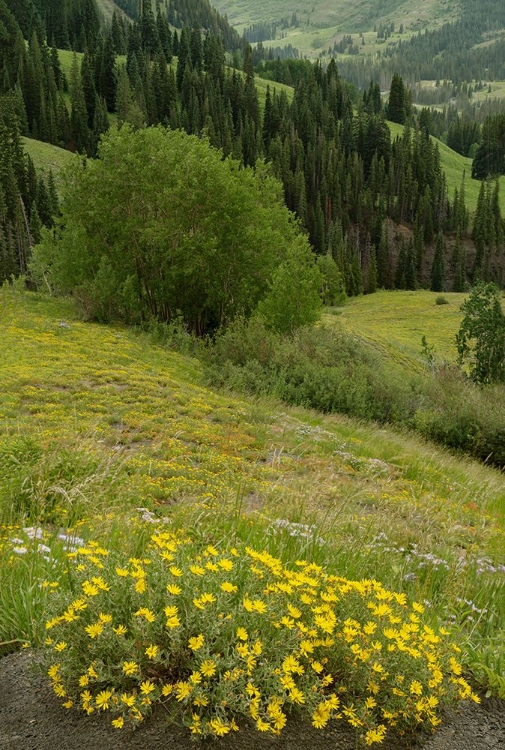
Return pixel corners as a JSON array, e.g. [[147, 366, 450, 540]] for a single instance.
[[0, 289, 504, 747]]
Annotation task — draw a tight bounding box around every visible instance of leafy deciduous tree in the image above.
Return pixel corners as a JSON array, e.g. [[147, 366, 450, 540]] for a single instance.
[[456, 282, 505, 384], [31, 125, 321, 335]]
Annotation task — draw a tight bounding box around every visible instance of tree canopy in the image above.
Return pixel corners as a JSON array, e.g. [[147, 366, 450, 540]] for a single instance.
[[456, 282, 505, 384], [31, 125, 321, 335]]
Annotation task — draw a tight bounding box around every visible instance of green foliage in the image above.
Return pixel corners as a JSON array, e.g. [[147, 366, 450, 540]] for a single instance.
[[257, 238, 323, 334], [386, 73, 409, 125], [317, 254, 347, 306], [472, 114, 505, 180], [0, 435, 125, 526], [203, 302, 505, 467], [31, 126, 320, 335], [456, 283, 505, 384], [205, 318, 414, 424]]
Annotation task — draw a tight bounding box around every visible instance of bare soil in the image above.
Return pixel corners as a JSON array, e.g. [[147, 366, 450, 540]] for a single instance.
[[1, 651, 504, 750]]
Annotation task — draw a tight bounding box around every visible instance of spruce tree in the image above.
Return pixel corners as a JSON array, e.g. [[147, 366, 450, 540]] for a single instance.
[[431, 231, 446, 291], [452, 229, 466, 292], [69, 52, 90, 153], [386, 73, 407, 124]]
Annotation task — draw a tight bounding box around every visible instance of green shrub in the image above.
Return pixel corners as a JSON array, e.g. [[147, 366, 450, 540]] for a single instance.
[[203, 317, 505, 468], [204, 318, 415, 425], [413, 367, 505, 466]]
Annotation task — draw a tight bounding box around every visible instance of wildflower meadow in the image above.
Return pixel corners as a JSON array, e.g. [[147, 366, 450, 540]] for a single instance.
[[1, 286, 504, 746]]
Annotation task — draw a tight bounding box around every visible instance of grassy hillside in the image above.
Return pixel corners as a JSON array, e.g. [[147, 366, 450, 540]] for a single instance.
[[326, 290, 467, 374], [1, 288, 504, 706], [212, 0, 460, 56], [22, 138, 76, 186]]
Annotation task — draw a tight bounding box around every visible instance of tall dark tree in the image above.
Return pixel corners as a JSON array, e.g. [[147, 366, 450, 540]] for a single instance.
[[97, 32, 117, 112], [452, 229, 466, 292], [431, 231, 446, 291], [386, 73, 408, 125]]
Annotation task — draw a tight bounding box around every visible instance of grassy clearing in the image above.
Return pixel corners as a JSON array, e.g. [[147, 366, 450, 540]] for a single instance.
[[22, 138, 76, 186], [255, 75, 294, 107], [1, 287, 504, 723], [326, 290, 468, 374], [57, 48, 83, 78]]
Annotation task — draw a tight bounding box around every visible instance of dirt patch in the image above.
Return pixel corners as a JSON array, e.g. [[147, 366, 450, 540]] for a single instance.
[[0, 652, 504, 750]]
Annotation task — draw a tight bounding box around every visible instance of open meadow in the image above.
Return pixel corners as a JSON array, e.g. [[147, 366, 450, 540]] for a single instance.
[[327, 290, 468, 374], [0, 286, 504, 744]]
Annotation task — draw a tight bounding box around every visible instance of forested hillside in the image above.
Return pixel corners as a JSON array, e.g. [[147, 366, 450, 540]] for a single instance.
[[1, 0, 505, 296]]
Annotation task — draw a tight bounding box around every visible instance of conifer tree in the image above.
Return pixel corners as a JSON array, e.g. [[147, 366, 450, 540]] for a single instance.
[[97, 32, 117, 112], [386, 73, 407, 124], [452, 229, 466, 292], [431, 231, 446, 291], [69, 52, 90, 153]]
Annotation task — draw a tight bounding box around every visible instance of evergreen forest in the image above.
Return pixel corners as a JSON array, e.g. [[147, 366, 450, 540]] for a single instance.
[[2, 0, 505, 300]]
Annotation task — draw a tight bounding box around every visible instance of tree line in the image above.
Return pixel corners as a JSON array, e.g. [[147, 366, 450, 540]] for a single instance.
[[2, 0, 505, 291], [0, 98, 59, 282]]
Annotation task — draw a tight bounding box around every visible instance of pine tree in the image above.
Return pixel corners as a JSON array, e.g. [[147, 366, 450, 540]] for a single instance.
[[394, 234, 407, 289], [431, 231, 446, 291], [69, 52, 90, 153], [405, 238, 417, 290], [386, 73, 407, 124], [452, 229, 466, 292], [97, 32, 117, 112], [190, 25, 203, 72], [176, 26, 191, 92], [91, 96, 109, 155], [139, 0, 159, 55]]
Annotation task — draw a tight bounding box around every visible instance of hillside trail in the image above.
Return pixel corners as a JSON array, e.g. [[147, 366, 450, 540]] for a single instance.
[[1, 652, 504, 750]]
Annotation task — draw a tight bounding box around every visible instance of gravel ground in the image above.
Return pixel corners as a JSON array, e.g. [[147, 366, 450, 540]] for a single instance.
[[1, 651, 504, 750]]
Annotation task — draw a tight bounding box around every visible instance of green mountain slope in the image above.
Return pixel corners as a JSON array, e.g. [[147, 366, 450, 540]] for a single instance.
[[1, 289, 504, 692], [211, 0, 458, 33], [387, 121, 505, 216], [22, 137, 76, 185]]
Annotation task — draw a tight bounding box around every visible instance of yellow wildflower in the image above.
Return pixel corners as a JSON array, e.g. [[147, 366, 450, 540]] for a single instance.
[[200, 659, 217, 677], [96, 690, 113, 710], [188, 634, 205, 651], [85, 622, 104, 639], [122, 661, 138, 676], [140, 680, 155, 695]]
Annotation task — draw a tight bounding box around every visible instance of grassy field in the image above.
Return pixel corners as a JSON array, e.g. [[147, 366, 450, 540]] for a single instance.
[[1, 287, 504, 718], [326, 290, 468, 375], [22, 138, 76, 186]]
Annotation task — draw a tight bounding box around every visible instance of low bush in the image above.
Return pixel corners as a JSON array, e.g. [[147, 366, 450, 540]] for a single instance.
[[42, 530, 478, 744], [203, 317, 505, 468], [204, 318, 416, 425], [413, 368, 505, 466]]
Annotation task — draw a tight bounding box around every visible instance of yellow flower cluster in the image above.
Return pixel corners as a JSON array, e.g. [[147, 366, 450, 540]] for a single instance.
[[42, 530, 478, 745]]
